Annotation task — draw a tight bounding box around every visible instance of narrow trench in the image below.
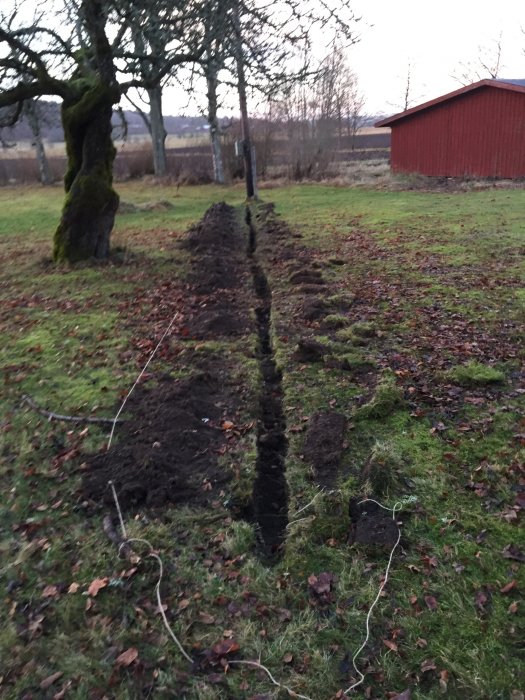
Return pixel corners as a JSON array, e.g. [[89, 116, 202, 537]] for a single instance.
[[246, 207, 289, 559]]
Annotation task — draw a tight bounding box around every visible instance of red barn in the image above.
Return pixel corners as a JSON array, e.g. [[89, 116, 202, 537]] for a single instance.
[[375, 79, 525, 178]]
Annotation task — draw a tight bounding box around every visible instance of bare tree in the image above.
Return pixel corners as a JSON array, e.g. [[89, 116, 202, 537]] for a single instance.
[[0, 0, 123, 261], [266, 42, 364, 178], [402, 61, 413, 111], [0, 0, 206, 261], [24, 99, 52, 185], [453, 32, 504, 85]]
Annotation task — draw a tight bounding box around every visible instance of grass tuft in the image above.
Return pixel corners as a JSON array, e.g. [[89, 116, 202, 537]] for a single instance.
[[355, 372, 404, 420], [444, 361, 505, 386], [322, 313, 350, 329]]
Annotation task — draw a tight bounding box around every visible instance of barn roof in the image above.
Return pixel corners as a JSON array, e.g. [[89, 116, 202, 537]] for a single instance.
[[375, 79, 525, 128]]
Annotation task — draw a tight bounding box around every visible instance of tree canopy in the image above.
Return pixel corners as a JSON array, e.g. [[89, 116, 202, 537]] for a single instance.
[[0, 0, 359, 261]]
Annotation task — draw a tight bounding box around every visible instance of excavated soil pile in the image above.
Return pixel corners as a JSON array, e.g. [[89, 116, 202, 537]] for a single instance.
[[302, 412, 347, 486], [183, 202, 253, 339], [83, 203, 254, 510]]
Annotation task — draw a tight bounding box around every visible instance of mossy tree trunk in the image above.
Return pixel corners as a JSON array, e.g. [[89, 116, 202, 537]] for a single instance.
[[53, 81, 120, 262]]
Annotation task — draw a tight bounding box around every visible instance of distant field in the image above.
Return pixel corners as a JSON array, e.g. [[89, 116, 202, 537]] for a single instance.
[[0, 129, 392, 185]]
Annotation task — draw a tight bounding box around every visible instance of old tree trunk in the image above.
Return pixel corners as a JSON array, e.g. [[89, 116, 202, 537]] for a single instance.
[[206, 65, 225, 184], [51, 0, 120, 263], [148, 85, 167, 177], [53, 80, 120, 262]]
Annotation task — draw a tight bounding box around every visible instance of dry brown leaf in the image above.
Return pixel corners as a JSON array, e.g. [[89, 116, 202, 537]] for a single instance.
[[382, 639, 398, 652], [421, 659, 436, 673], [88, 577, 109, 597], [198, 611, 216, 625], [115, 647, 139, 667], [424, 595, 438, 610], [500, 579, 517, 594], [39, 671, 63, 690], [42, 585, 59, 598], [67, 582, 80, 594]]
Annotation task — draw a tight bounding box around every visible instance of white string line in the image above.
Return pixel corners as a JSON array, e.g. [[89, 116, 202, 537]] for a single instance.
[[292, 488, 325, 517], [228, 660, 313, 700], [119, 537, 194, 665], [108, 482, 314, 697], [344, 499, 402, 696], [108, 480, 128, 539], [107, 311, 180, 449]]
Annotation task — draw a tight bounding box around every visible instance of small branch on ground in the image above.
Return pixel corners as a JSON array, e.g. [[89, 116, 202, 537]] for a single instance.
[[21, 394, 124, 425]]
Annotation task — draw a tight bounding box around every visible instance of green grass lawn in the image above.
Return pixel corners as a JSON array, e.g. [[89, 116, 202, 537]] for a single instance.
[[0, 181, 523, 699]]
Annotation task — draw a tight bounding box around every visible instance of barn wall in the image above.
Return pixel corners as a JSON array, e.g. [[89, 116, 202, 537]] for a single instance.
[[390, 87, 525, 177]]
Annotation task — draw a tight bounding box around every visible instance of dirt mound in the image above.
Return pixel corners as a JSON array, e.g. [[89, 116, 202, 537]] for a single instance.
[[348, 498, 400, 548], [83, 202, 255, 511], [83, 371, 231, 509], [184, 203, 254, 339], [302, 412, 347, 486]]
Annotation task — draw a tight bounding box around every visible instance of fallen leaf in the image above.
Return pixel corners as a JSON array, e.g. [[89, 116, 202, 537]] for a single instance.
[[67, 582, 80, 594], [283, 652, 293, 663], [424, 595, 438, 610], [474, 588, 491, 614], [439, 669, 449, 693], [508, 601, 518, 614], [392, 691, 411, 700], [115, 647, 139, 667], [277, 607, 292, 622], [211, 639, 240, 656], [500, 580, 517, 594], [199, 611, 216, 625], [39, 671, 63, 690], [178, 599, 191, 611], [416, 638, 428, 648], [421, 659, 436, 673], [502, 544, 525, 562], [88, 577, 109, 597], [382, 639, 398, 652], [42, 585, 59, 598], [221, 420, 235, 430]]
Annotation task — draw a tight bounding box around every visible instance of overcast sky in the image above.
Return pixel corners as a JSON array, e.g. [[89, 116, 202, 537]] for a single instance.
[[350, 0, 525, 116]]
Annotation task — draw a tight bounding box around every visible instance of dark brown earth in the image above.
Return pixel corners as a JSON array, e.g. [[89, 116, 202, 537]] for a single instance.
[[348, 498, 400, 548], [83, 369, 238, 509], [302, 412, 347, 486], [253, 205, 401, 549], [83, 203, 255, 511]]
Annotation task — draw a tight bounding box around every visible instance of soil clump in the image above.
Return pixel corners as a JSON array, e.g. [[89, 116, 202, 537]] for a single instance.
[[302, 412, 347, 486]]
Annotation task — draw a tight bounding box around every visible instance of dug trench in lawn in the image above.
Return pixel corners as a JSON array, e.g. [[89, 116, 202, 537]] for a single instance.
[[251, 202, 402, 549], [82, 202, 289, 558]]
